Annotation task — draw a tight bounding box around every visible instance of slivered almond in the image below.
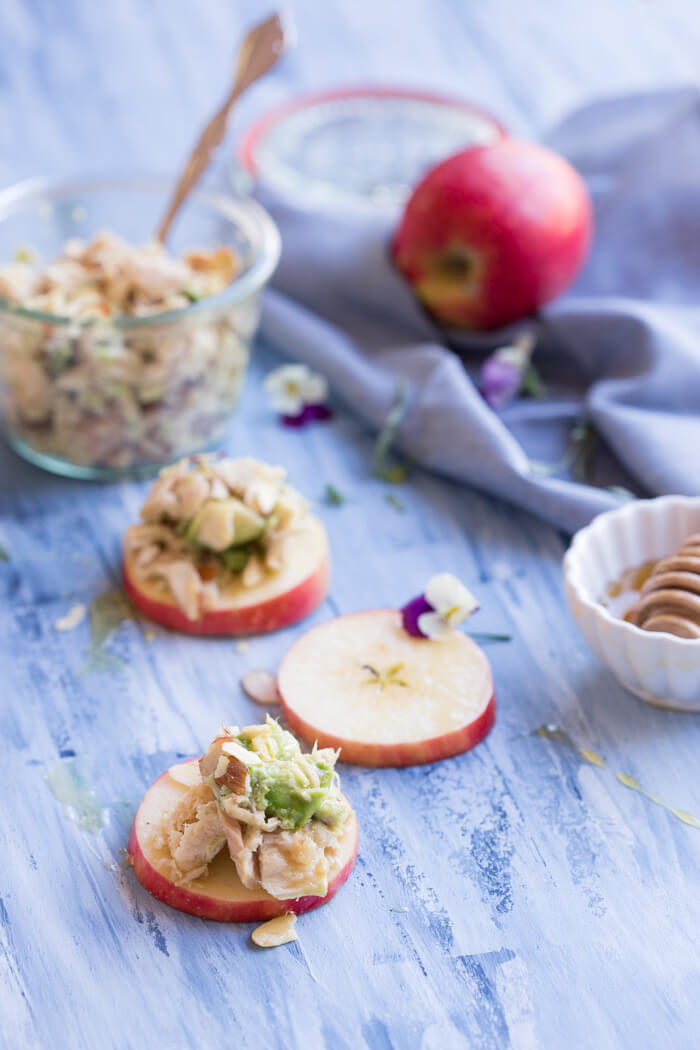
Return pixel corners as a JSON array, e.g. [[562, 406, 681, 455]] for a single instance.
[[215, 756, 249, 795], [221, 739, 263, 765], [54, 603, 86, 632], [167, 761, 202, 788], [241, 670, 280, 706], [251, 913, 298, 949]]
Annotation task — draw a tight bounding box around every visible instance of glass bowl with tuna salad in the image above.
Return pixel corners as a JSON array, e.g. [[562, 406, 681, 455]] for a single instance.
[[0, 176, 280, 479]]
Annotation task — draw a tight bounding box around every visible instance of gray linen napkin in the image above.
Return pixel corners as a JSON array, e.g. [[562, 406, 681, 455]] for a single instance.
[[258, 88, 700, 534]]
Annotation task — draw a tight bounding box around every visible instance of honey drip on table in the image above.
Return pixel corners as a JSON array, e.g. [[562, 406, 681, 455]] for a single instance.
[[532, 726, 700, 830]]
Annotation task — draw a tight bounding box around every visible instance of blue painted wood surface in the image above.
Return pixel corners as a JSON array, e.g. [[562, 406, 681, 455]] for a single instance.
[[2, 3, 700, 1048]]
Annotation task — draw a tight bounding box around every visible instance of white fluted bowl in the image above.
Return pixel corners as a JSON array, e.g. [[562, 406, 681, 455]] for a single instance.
[[563, 496, 700, 711]]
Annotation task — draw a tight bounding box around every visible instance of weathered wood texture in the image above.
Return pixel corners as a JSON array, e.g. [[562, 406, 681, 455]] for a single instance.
[[2, 2, 700, 1049]]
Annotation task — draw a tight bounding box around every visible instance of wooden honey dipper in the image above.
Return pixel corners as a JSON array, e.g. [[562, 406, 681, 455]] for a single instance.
[[626, 533, 700, 638]]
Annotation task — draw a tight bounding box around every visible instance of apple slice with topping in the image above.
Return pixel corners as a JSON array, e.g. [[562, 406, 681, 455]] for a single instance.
[[129, 759, 358, 922], [278, 609, 495, 767], [124, 517, 329, 635], [122, 455, 330, 635]]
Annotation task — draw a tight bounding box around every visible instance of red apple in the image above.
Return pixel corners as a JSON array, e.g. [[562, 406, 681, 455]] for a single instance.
[[128, 760, 358, 922], [278, 610, 495, 767], [123, 517, 330, 636], [392, 138, 592, 330]]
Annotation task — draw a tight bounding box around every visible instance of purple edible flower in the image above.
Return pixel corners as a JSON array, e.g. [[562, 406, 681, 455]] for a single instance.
[[480, 353, 523, 409], [479, 335, 536, 410], [400, 574, 480, 641], [282, 402, 333, 428], [400, 594, 433, 638]]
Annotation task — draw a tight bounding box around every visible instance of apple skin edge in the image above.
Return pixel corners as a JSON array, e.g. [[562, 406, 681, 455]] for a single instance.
[[122, 551, 330, 636], [392, 138, 593, 331], [281, 691, 496, 768], [128, 768, 359, 922]]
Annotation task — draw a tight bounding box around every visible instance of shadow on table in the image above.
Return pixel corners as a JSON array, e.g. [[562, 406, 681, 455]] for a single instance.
[[0, 433, 127, 514], [567, 663, 700, 751]]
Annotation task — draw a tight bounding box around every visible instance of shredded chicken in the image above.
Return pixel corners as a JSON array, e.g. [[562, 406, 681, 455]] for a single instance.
[[149, 781, 227, 886], [255, 821, 340, 899], [123, 456, 308, 621], [153, 777, 345, 899]]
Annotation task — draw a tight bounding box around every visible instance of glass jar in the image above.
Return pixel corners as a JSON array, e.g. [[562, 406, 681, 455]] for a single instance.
[[0, 176, 280, 479]]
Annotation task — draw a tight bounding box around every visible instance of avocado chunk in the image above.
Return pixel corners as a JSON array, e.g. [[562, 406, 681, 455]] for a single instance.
[[251, 769, 328, 829], [315, 796, 348, 828], [186, 497, 265, 552], [219, 547, 251, 573], [236, 718, 346, 831]]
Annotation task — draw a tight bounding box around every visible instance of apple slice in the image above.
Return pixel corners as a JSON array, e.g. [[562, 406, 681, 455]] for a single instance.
[[128, 761, 358, 922], [123, 517, 330, 635], [278, 610, 495, 767]]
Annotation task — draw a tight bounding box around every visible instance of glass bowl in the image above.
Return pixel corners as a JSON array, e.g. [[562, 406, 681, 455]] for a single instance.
[[0, 175, 281, 479]]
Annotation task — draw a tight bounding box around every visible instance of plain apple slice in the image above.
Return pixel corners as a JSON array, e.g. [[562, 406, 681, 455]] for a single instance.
[[128, 761, 358, 922], [123, 517, 330, 635], [278, 610, 495, 767]]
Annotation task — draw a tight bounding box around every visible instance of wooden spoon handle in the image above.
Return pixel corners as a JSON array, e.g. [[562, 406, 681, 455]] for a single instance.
[[156, 12, 289, 244]]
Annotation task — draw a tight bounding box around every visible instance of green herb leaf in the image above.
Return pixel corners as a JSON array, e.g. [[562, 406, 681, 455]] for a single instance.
[[385, 492, 405, 512], [89, 588, 133, 650], [373, 379, 409, 483], [467, 631, 512, 642], [571, 423, 597, 483], [529, 457, 566, 477], [529, 419, 598, 483], [323, 484, 346, 506], [0, 542, 9, 562], [521, 362, 547, 399], [183, 288, 201, 302], [220, 547, 251, 572], [608, 486, 636, 502], [378, 465, 408, 484], [79, 588, 136, 675]]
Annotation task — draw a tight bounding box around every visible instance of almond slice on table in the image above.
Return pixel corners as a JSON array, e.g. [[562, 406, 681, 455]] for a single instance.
[[241, 670, 281, 705], [278, 610, 495, 767], [251, 913, 297, 948], [54, 603, 87, 632]]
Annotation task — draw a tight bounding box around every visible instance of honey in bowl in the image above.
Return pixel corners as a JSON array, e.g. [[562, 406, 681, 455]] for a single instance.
[[602, 533, 700, 639]]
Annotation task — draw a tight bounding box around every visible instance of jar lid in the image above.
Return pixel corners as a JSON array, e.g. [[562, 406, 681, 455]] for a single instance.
[[237, 86, 504, 209]]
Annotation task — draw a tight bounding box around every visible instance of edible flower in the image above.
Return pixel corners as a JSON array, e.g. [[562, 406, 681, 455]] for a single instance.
[[401, 573, 479, 640], [479, 332, 540, 409], [263, 364, 331, 427]]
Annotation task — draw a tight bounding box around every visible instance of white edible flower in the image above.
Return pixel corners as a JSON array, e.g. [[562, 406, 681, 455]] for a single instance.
[[263, 363, 327, 416], [417, 573, 479, 641]]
